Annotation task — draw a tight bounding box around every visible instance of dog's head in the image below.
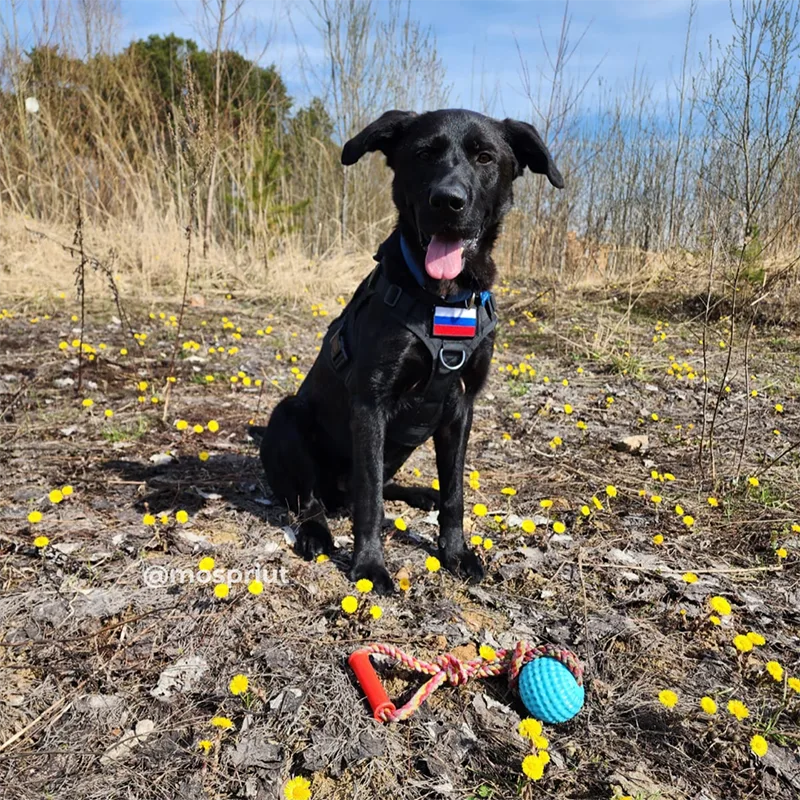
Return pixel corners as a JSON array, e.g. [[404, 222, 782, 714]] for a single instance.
[[342, 109, 563, 284]]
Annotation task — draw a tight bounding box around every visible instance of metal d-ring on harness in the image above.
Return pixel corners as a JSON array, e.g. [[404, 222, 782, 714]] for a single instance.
[[324, 242, 497, 447]]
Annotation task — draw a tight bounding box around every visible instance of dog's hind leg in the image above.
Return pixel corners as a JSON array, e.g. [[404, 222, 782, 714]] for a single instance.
[[253, 397, 334, 560]]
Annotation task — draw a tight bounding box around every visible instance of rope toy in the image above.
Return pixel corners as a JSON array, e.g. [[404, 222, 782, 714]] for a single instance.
[[349, 641, 584, 723]]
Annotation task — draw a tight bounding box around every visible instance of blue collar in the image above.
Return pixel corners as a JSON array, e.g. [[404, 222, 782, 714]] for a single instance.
[[399, 234, 479, 305]]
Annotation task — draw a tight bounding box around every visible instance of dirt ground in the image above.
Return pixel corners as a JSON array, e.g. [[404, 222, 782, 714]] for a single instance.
[[1, 270, 799, 800]]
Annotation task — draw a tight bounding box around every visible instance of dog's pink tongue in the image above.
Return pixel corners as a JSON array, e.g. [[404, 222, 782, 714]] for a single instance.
[[425, 236, 464, 280]]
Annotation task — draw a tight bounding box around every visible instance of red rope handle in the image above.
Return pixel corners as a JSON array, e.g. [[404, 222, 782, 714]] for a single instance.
[[352, 641, 583, 722]]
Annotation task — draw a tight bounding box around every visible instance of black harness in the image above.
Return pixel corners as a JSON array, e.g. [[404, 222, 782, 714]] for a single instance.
[[323, 247, 497, 447]]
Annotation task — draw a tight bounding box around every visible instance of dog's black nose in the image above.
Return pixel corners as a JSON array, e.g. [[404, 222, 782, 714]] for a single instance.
[[429, 185, 467, 212]]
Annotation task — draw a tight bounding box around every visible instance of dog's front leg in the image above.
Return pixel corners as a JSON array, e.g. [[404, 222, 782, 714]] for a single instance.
[[349, 398, 395, 595], [433, 405, 485, 583]]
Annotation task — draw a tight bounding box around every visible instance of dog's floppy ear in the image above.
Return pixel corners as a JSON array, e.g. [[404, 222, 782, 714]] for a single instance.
[[502, 119, 564, 188], [341, 110, 417, 166]]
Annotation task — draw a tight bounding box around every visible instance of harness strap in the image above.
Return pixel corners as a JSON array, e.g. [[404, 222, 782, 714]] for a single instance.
[[324, 262, 496, 445]]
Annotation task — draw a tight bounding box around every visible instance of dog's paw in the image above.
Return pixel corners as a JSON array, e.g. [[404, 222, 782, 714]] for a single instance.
[[349, 555, 395, 595], [295, 521, 333, 561], [441, 547, 485, 584], [404, 487, 440, 511]]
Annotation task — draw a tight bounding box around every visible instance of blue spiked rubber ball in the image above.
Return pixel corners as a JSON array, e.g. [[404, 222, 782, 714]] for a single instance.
[[518, 657, 584, 724]]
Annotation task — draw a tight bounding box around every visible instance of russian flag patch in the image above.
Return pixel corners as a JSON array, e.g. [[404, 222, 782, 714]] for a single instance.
[[433, 306, 477, 338]]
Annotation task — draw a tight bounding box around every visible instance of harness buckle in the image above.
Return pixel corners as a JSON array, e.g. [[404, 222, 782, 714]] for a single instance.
[[384, 283, 403, 308], [330, 327, 348, 370], [439, 347, 467, 371]]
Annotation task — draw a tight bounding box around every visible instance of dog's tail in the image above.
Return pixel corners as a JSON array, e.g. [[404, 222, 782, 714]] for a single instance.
[[247, 425, 268, 446]]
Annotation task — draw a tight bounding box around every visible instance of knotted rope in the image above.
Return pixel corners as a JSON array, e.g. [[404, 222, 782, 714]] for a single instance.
[[358, 641, 583, 722]]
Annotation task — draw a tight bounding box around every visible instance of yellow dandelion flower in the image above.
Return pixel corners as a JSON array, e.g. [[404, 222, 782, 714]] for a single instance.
[[33, 535, 50, 548], [284, 777, 312, 800], [540, 499, 553, 509], [355, 579, 373, 594], [207, 420, 220, 433], [49, 489, 63, 504], [210, 716, 234, 729], [315, 554, 329, 563], [479, 645, 497, 661], [674, 504, 684, 515], [709, 596, 731, 616], [82, 398, 94, 408], [710, 615, 721, 626], [746, 631, 765, 646], [431, 478, 440, 490], [213, 583, 230, 599], [606, 485, 618, 498], [700, 696, 717, 715], [229, 674, 249, 695], [750, 735, 768, 758], [518, 718, 543, 739], [193, 424, 204, 434], [591, 496, 603, 510], [727, 699, 750, 720], [143, 513, 156, 526], [658, 689, 678, 708], [733, 634, 753, 652], [653, 534, 664, 545], [104, 409, 114, 418], [776, 547, 787, 559], [28, 510, 43, 524], [651, 495, 662, 504], [682, 572, 698, 584], [748, 476, 759, 487], [532, 734, 549, 750], [521, 519, 536, 533], [765, 661, 783, 682], [198, 739, 213, 752], [425, 556, 441, 573], [521, 753, 545, 781], [198, 557, 215, 571], [682, 515, 695, 527], [564, 403, 573, 415], [707, 497, 719, 507], [553, 521, 566, 534], [501, 487, 517, 496], [369, 605, 383, 620], [199, 451, 210, 462], [175, 510, 189, 524], [483, 538, 493, 550], [473, 503, 488, 517], [394, 518, 407, 531], [248, 580, 264, 595], [775, 403, 784, 413], [341, 595, 358, 614], [399, 576, 411, 592], [788, 677, 800, 693], [470, 535, 484, 546]]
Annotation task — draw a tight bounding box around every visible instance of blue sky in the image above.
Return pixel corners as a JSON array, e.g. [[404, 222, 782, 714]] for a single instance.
[[6, 0, 735, 119]]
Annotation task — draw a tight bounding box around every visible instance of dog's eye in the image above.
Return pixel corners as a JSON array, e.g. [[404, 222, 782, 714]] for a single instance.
[[477, 152, 493, 164], [416, 148, 433, 161]]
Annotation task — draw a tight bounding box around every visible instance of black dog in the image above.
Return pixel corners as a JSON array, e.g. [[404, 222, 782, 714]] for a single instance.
[[252, 109, 562, 594]]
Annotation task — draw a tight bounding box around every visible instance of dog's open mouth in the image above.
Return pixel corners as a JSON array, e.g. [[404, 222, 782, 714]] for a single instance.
[[424, 235, 464, 280], [419, 233, 479, 281]]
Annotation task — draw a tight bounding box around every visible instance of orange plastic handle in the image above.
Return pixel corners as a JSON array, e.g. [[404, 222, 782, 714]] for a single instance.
[[348, 650, 396, 722]]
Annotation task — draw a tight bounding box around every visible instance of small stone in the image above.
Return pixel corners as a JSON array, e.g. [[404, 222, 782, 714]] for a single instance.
[[612, 434, 649, 454]]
